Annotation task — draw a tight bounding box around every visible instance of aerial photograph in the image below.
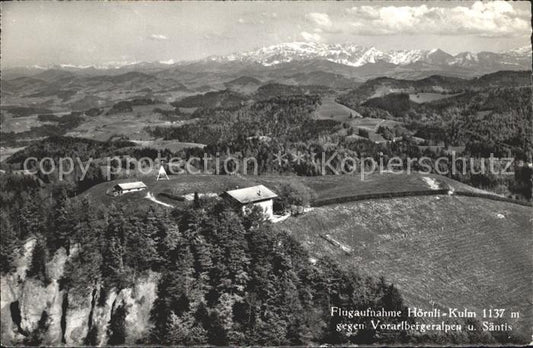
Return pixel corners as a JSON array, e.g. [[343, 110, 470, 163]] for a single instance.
[[0, 1, 531, 346]]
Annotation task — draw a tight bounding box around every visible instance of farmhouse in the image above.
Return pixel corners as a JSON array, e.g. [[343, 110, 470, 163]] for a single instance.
[[221, 185, 278, 220], [111, 181, 147, 196]]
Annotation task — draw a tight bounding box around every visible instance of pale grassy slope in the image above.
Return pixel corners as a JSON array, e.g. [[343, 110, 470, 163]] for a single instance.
[[276, 195, 532, 337]]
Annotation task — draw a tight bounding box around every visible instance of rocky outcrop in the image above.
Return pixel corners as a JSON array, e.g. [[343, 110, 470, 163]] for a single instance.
[[1, 239, 160, 346]]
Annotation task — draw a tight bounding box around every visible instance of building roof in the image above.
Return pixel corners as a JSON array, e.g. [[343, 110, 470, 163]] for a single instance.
[[223, 185, 278, 204], [116, 181, 147, 190]]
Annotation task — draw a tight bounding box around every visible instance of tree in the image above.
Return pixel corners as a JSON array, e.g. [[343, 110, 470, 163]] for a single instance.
[[101, 205, 131, 288], [19, 198, 43, 240], [53, 199, 76, 255], [358, 128, 370, 138], [274, 182, 314, 213], [377, 126, 394, 141], [124, 212, 159, 273], [193, 191, 200, 208], [61, 197, 103, 296], [27, 237, 49, 284], [0, 212, 19, 273], [165, 311, 189, 345], [107, 304, 127, 345]]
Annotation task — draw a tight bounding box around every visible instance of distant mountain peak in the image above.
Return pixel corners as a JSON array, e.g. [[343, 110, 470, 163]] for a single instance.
[[428, 48, 451, 56], [504, 46, 532, 55]]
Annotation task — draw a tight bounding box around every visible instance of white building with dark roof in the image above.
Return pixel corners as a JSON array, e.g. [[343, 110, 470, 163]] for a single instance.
[[111, 181, 147, 196], [221, 185, 278, 220]]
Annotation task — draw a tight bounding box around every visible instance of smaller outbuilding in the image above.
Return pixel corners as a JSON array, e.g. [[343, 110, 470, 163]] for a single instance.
[[111, 181, 147, 196]]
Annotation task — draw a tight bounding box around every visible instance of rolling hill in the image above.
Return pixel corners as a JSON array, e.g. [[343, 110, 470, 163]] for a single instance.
[[337, 70, 532, 107], [172, 89, 249, 108], [2, 45, 530, 112], [224, 76, 262, 94]]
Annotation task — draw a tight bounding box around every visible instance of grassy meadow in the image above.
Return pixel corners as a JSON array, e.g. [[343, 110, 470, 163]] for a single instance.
[[276, 195, 532, 338]]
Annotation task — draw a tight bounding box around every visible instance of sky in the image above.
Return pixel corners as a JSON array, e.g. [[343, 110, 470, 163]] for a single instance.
[[1, 1, 531, 67]]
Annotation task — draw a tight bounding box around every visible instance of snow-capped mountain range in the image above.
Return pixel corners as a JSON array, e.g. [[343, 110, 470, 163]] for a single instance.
[[207, 42, 531, 68], [5, 43, 530, 83], [16, 42, 531, 71]]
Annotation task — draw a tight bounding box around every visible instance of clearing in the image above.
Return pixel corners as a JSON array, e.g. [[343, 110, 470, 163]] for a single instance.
[[65, 103, 191, 142], [130, 139, 205, 152], [0, 146, 26, 162], [83, 172, 490, 211], [315, 97, 362, 121], [348, 117, 399, 132], [409, 92, 462, 104]]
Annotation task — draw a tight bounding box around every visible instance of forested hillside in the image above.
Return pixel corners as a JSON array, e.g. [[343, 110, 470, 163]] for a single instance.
[[2, 173, 523, 345]]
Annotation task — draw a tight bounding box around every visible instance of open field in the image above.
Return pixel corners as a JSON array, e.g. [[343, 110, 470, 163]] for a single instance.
[[83, 174, 259, 210], [65, 103, 180, 141], [177, 106, 198, 114], [0, 146, 26, 162], [409, 92, 462, 103], [2, 115, 45, 133], [315, 97, 362, 120], [65, 115, 163, 141], [368, 87, 409, 99], [1, 111, 71, 133], [130, 139, 206, 152], [348, 117, 399, 131], [295, 173, 445, 201], [1, 103, 183, 142], [83, 172, 491, 211], [276, 195, 533, 338]]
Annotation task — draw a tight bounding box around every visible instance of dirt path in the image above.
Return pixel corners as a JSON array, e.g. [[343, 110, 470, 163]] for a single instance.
[[145, 192, 174, 208]]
